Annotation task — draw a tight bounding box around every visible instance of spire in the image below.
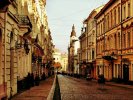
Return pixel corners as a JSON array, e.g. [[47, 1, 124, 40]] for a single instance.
[[70, 24, 76, 37]]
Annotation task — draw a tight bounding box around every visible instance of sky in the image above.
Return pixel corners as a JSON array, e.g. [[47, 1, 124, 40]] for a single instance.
[[46, 0, 109, 53]]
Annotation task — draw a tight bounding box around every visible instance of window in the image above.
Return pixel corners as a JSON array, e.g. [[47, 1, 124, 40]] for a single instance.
[[114, 10, 116, 25], [118, 7, 120, 23], [115, 64, 117, 78], [123, 6, 126, 20], [128, 32, 130, 47], [114, 34, 117, 49], [118, 33, 120, 49], [92, 49, 95, 60], [128, 3, 130, 17], [110, 11, 112, 28], [108, 15, 109, 30], [123, 33, 126, 48]]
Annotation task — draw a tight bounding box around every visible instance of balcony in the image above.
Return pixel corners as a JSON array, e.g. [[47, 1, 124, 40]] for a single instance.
[[18, 15, 32, 36], [18, 15, 32, 28], [102, 49, 118, 60]]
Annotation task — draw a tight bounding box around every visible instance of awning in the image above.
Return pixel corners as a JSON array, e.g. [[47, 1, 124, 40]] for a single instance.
[[102, 55, 117, 60]]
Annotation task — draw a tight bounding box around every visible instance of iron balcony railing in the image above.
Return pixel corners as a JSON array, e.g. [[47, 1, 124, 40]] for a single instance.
[[18, 15, 32, 27]]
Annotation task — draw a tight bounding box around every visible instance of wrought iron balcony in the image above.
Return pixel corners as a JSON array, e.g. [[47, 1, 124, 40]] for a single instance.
[[102, 49, 118, 60], [18, 15, 32, 29]]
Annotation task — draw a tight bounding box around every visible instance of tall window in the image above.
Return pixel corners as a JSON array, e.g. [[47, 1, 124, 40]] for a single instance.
[[92, 49, 95, 60], [110, 11, 112, 28], [123, 33, 126, 48], [101, 23, 102, 34], [118, 33, 121, 49], [123, 6, 126, 20], [114, 10, 116, 25], [118, 7, 120, 23], [114, 34, 117, 49], [128, 32, 130, 47], [108, 15, 109, 30], [128, 3, 130, 17]]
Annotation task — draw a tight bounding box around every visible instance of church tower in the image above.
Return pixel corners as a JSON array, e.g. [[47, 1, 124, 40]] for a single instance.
[[70, 24, 77, 43]]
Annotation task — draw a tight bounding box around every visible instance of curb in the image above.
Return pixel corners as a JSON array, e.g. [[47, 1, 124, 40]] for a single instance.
[[47, 75, 56, 100], [105, 82, 133, 90]]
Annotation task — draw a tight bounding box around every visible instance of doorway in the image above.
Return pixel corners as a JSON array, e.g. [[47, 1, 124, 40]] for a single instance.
[[123, 64, 129, 82]]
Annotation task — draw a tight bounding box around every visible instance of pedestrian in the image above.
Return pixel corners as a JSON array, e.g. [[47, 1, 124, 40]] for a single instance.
[[41, 72, 46, 80], [30, 73, 34, 87], [26, 73, 31, 89], [98, 74, 105, 89], [35, 74, 40, 86]]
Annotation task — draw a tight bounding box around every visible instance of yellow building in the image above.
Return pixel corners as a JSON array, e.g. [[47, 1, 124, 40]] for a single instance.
[[95, 0, 133, 82], [79, 6, 103, 77], [61, 53, 68, 73], [0, 0, 53, 99]]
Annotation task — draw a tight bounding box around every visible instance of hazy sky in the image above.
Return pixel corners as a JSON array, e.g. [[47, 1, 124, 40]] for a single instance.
[[46, 0, 109, 53]]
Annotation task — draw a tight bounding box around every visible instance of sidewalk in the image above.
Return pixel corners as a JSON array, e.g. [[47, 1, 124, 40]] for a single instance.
[[105, 81, 133, 89], [67, 75, 133, 90], [11, 76, 55, 100], [91, 79, 133, 89]]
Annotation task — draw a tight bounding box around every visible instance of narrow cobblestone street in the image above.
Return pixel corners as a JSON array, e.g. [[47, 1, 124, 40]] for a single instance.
[[11, 76, 54, 100], [58, 75, 133, 100]]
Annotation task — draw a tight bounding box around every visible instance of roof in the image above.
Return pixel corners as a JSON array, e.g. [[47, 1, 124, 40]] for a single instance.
[[83, 5, 104, 23], [95, 0, 116, 19], [70, 24, 76, 37]]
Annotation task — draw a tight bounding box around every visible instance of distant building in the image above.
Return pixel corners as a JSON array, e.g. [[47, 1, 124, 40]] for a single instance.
[[79, 6, 103, 77], [61, 53, 68, 72], [53, 48, 61, 63]]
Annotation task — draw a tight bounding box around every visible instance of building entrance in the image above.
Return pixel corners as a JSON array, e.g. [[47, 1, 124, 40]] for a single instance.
[[123, 64, 129, 82]]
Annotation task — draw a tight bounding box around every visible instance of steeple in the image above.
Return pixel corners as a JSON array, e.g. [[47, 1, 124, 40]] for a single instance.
[[70, 24, 76, 37]]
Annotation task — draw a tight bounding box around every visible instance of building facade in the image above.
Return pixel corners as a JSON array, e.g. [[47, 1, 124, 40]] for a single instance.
[[61, 53, 68, 73], [0, 0, 53, 99], [95, 0, 133, 82], [79, 6, 103, 78]]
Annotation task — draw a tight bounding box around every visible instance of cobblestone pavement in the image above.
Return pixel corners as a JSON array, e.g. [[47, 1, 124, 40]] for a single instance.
[[11, 76, 54, 100], [58, 75, 133, 100]]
